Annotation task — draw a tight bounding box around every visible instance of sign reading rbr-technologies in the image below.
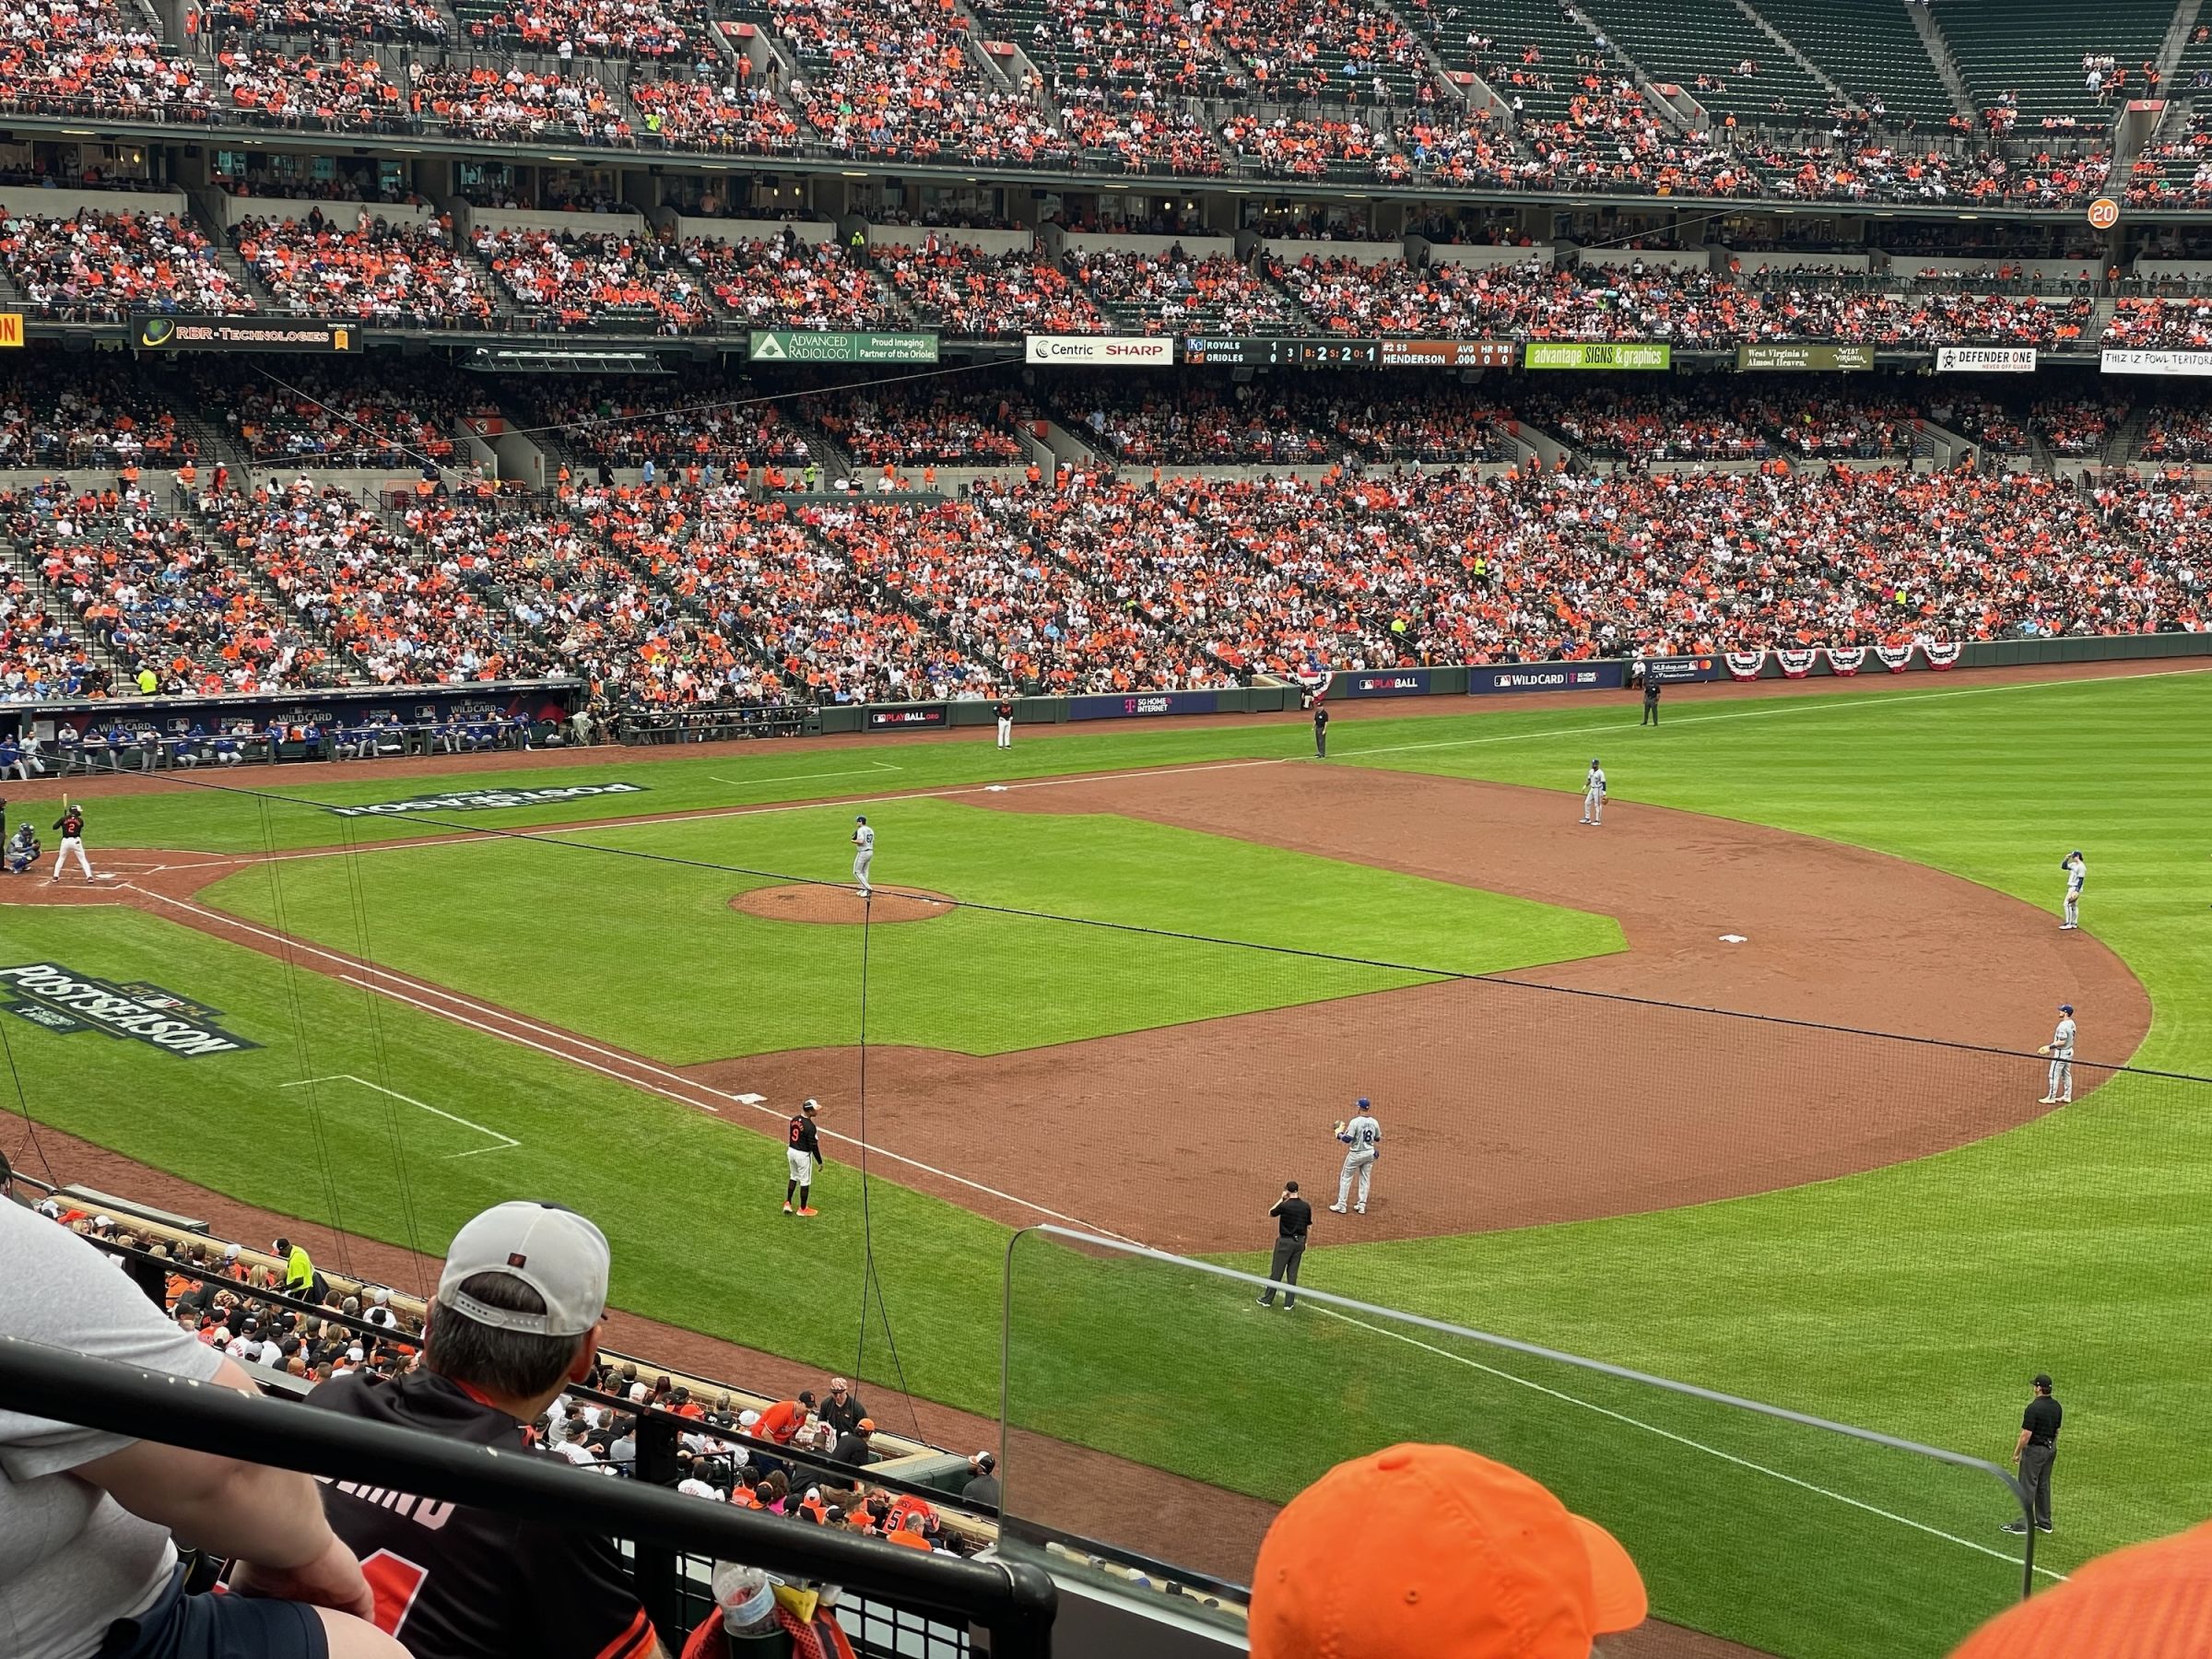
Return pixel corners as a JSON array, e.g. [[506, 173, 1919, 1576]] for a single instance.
[[1524, 342, 1671, 371], [749, 331, 938, 363], [0, 964, 258, 1058], [324, 782, 649, 818]]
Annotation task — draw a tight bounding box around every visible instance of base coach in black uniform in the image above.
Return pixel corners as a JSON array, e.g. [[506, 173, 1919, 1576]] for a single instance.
[[1258, 1182, 1313, 1308], [1641, 667, 1662, 725], [2004, 1372, 2062, 1535]]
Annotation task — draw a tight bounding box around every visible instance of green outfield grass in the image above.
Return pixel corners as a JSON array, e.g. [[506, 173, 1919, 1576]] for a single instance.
[[194, 801, 1620, 1060], [7, 665, 2209, 1657]]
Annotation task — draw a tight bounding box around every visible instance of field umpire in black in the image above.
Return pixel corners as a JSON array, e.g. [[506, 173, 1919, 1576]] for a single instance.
[[1312, 702, 1329, 759], [2003, 1372, 2061, 1535], [1641, 665, 1663, 725], [1257, 1181, 1313, 1308]]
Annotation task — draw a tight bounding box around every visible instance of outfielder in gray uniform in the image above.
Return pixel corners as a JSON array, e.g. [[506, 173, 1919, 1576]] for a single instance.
[[2039, 1005, 2076, 1105], [1331, 1099, 1381, 1215], [1581, 760, 1606, 826], [2060, 852, 2086, 930]]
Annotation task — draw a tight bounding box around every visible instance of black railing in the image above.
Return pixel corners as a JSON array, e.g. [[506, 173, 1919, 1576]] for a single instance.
[[0, 1336, 1057, 1658]]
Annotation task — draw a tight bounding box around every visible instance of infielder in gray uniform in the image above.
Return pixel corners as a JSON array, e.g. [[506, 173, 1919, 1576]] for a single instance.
[[1580, 759, 1606, 826], [852, 814, 875, 897], [2039, 1004, 2076, 1105], [1331, 1099, 1381, 1215], [2060, 852, 2086, 930]]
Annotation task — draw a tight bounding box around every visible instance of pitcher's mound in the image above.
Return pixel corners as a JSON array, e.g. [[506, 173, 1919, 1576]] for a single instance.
[[731, 884, 958, 925]]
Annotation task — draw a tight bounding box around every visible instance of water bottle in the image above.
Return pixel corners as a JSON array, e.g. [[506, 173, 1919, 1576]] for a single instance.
[[711, 1563, 778, 1636]]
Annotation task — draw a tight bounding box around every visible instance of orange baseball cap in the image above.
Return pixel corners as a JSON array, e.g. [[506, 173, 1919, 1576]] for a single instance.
[[1251, 1443, 1647, 1659], [1951, 1521, 2212, 1658]]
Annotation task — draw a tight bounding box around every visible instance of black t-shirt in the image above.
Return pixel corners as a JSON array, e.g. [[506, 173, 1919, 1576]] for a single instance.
[[820, 1393, 865, 1435], [1272, 1196, 1313, 1240], [307, 1371, 658, 1659], [2023, 1394, 2062, 1446]]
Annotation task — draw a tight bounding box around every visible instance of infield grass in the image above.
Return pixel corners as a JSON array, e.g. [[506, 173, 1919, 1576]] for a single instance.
[[7, 665, 2211, 1658]]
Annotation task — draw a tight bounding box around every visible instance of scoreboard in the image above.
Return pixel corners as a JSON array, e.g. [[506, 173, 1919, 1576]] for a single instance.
[[1181, 336, 1517, 368]]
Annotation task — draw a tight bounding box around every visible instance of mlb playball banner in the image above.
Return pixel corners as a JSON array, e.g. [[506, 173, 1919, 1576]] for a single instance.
[[1936, 346, 2038, 373], [1725, 652, 1766, 679], [1334, 668, 1434, 697], [1066, 689, 1221, 720], [1025, 335, 1175, 365], [865, 705, 950, 730], [1825, 646, 1868, 676]]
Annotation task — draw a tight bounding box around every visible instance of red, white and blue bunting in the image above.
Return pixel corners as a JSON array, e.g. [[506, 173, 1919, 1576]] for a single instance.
[[1825, 646, 1868, 676], [1922, 641, 1963, 670], [1874, 643, 1915, 673], [1725, 652, 1766, 680], [1776, 648, 1818, 678]]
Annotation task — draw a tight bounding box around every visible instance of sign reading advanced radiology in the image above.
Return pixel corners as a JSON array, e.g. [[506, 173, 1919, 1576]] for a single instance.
[[748, 331, 937, 363], [2101, 348, 2212, 377], [1736, 344, 1874, 371], [134, 315, 360, 352], [1936, 346, 2039, 373], [0, 963, 258, 1058], [324, 782, 649, 818], [1025, 335, 1174, 365], [1524, 342, 1671, 371]]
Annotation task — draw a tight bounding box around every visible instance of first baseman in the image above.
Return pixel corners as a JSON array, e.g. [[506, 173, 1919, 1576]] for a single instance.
[[2060, 851, 2086, 930], [1581, 759, 1606, 826], [2039, 1005, 2076, 1105], [1331, 1098, 1382, 1215], [785, 1098, 825, 1215], [852, 814, 875, 897]]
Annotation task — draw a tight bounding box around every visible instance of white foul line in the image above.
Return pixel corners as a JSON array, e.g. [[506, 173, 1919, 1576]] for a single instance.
[[116, 882, 1140, 1243], [281, 1073, 518, 1158], [1308, 1303, 2066, 1583]]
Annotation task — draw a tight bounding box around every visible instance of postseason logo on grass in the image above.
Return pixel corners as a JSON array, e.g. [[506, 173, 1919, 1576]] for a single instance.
[[0, 963, 259, 1058], [324, 782, 649, 818]]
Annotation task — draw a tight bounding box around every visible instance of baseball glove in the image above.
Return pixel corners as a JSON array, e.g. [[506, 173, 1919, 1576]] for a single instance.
[[2038, 1044, 2052, 1056], [1332, 1120, 1347, 1137]]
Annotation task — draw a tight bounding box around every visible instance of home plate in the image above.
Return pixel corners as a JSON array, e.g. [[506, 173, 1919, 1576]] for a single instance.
[[1718, 934, 1747, 944]]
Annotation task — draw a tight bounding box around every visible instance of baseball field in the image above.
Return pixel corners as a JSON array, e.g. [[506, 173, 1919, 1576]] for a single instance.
[[5, 662, 2207, 1658]]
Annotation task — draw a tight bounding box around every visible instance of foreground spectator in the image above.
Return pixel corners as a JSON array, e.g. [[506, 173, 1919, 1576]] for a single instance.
[[308, 1200, 667, 1659], [0, 1200, 406, 1659], [1949, 1519, 2212, 1654], [1249, 1442, 1646, 1658]]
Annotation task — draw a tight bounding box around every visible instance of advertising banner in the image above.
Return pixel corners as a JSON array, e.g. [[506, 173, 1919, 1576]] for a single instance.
[[1637, 655, 1724, 684], [1066, 689, 1221, 721], [1735, 344, 1875, 371], [1376, 339, 1519, 368], [1025, 335, 1175, 365], [1524, 342, 1671, 371], [2101, 348, 2212, 377], [0, 312, 23, 347], [134, 314, 361, 352], [1466, 662, 1625, 695], [865, 704, 949, 730], [1333, 667, 1434, 698], [749, 331, 938, 363], [1936, 346, 2038, 374], [324, 782, 648, 818]]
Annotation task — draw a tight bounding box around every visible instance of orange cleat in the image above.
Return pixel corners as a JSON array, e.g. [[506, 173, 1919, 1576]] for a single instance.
[[796, 1207, 818, 1218]]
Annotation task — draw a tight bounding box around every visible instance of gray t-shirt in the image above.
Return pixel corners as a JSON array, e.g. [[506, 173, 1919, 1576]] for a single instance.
[[0, 1203, 223, 1659]]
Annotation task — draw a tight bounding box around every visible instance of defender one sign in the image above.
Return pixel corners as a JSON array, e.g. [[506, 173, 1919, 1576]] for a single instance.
[[0, 963, 259, 1057]]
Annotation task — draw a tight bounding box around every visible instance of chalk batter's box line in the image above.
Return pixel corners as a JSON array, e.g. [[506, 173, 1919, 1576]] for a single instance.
[[281, 1073, 519, 1159]]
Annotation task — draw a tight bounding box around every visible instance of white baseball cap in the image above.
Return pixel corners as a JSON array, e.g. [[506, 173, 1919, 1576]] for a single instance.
[[436, 1202, 610, 1337]]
